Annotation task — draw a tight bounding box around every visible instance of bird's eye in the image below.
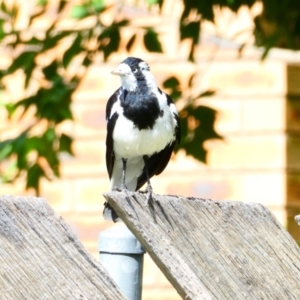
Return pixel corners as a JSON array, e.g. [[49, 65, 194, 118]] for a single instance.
[[133, 69, 138, 73]]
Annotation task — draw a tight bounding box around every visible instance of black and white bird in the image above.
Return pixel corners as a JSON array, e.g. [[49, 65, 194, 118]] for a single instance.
[[103, 57, 181, 221]]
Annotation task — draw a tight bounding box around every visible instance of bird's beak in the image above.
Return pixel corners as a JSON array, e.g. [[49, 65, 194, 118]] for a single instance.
[[111, 68, 128, 76], [111, 63, 128, 76]]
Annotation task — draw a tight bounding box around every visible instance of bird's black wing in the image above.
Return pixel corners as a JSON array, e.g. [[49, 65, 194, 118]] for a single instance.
[[136, 141, 175, 190], [136, 94, 181, 190], [105, 88, 121, 178]]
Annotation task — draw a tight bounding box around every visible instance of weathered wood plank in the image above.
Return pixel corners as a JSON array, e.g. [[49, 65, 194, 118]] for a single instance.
[[104, 191, 300, 300], [0, 195, 125, 300]]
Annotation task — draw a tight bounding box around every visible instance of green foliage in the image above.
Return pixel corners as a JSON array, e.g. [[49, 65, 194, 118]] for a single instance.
[[143, 28, 163, 52], [254, 0, 300, 57], [0, 0, 165, 194], [163, 75, 220, 162], [0, 2, 82, 194], [1, 0, 299, 195]]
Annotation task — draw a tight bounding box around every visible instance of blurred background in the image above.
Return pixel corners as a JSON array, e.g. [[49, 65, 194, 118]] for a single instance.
[[1, 0, 300, 299]]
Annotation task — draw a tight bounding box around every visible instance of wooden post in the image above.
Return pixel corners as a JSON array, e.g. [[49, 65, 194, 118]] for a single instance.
[[0, 195, 125, 300], [104, 191, 300, 300]]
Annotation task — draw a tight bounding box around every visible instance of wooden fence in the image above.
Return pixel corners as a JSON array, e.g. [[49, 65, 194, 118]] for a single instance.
[[1, 193, 300, 299]]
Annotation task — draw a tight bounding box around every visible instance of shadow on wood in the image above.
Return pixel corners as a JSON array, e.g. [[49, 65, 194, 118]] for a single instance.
[[104, 191, 300, 300], [0, 195, 125, 300]]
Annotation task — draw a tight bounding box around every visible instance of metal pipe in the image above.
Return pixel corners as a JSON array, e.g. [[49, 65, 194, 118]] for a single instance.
[[98, 224, 145, 300]]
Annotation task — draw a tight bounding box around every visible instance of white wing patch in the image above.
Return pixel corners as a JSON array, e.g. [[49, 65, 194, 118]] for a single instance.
[[109, 98, 123, 120]]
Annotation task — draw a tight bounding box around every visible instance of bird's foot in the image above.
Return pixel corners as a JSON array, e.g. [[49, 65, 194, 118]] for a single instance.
[[112, 184, 128, 192], [145, 184, 154, 205], [120, 183, 128, 191]]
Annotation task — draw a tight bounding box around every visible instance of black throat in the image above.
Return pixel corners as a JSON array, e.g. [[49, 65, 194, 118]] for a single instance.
[[120, 84, 162, 130]]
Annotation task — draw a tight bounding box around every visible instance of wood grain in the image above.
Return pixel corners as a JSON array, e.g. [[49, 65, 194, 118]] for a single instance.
[[0, 195, 125, 300], [104, 191, 300, 300]]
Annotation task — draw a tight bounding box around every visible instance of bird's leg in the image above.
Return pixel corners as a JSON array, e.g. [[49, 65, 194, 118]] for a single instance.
[[121, 158, 128, 190], [143, 155, 153, 204]]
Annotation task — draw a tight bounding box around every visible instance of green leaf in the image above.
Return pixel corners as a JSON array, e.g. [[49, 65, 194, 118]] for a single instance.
[[0, 20, 5, 41], [43, 30, 72, 51], [62, 33, 82, 68], [163, 76, 181, 100], [91, 0, 105, 12], [0, 142, 13, 160], [15, 94, 39, 117], [163, 76, 180, 89], [83, 52, 92, 67], [143, 28, 163, 52], [7, 51, 37, 75], [14, 131, 29, 153], [115, 19, 129, 27], [24, 61, 36, 88], [190, 105, 222, 139], [1, 161, 17, 183], [158, 0, 164, 11], [176, 105, 222, 163], [196, 2, 214, 21], [196, 90, 216, 98], [43, 127, 56, 143], [58, 0, 67, 12], [188, 43, 195, 62], [5, 103, 16, 118], [180, 21, 200, 44], [70, 5, 89, 19], [188, 73, 196, 87], [45, 152, 60, 177], [169, 90, 182, 100], [26, 162, 45, 191], [26, 136, 42, 152], [59, 134, 73, 155], [29, 7, 46, 26], [43, 61, 58, 80], [146, 0, 159, 5], [26, 37, 42, 45], [1, 2, 7, 13], [126, 34, 136, 52], [37, 0, 48, 6], [98, 27, 120, 60]]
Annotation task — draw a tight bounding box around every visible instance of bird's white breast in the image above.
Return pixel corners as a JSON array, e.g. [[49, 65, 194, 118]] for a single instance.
[[112, 92, 176, 159]]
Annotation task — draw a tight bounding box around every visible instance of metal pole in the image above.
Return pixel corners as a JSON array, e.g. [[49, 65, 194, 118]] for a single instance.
[[98, 224, 145, 300]]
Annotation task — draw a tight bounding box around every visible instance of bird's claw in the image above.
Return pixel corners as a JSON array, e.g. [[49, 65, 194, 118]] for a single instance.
[[120, 183, 128, 191], [145, 185, 154, 205], [113, 185, 127, 192]]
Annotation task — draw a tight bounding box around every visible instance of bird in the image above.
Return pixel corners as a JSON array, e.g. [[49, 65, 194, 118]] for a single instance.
[[103, 57, 181, 222]]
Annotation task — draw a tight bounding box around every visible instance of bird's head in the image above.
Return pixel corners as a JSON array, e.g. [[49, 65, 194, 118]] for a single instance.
[[111, 57, 157, 92]]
